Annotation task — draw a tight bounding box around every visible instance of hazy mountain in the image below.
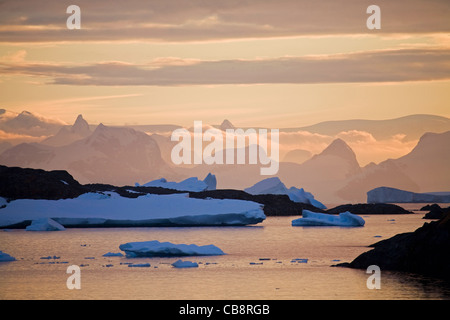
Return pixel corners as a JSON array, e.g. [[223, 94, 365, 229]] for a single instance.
[[281, 114, 450, 141], [41, 114, 91, 147], [337, 130, 450, 202], [0, 123, 167, 186], [0, 109, 66, 137], [393, 131, 450, 192], [277, 138, 362, 204], [282, 149, 312, 164]]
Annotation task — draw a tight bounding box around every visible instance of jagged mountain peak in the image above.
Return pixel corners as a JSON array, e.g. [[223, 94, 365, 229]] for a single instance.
[[320, 138, 357, 160], [72, 114, 90, 134], [219, 119, 235, 130]]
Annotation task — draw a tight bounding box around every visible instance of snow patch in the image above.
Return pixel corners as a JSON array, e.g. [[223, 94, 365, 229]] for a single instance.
[[244, 177, 326, 209], [137, 173, 217, 192]]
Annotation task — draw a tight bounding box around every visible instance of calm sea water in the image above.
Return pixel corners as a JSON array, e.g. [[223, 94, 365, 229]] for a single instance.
[[1, 211, 449, 300]]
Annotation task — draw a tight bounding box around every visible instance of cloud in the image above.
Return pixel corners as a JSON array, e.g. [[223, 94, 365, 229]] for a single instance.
[[337, 131, 418, 165], [0, 129, 47, 145], [278, 129, 418, 166], [0, 0, 449, 42], [2, 48, 450, 85]]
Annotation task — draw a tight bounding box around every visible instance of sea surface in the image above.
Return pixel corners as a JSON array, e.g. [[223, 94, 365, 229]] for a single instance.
[[1, 207, 450, 300]]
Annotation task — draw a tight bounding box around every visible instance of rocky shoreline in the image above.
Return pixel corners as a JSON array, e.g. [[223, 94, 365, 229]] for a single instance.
[[336, 213, 450, 280]]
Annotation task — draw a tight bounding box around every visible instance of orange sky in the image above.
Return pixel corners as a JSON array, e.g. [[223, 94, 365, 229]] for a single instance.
[[1, 0, 449, 128]]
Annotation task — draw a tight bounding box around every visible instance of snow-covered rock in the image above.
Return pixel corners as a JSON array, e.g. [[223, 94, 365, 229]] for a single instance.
[[0, 192, 265, 228], [244, 177, 326, 209], [119, 240, 225, 258], [137, 173, 217, 192], [172, 260, 199, 268], [0, 251, 16, 262], [292, 210, 365, 227], [25, 218, 66, 231]]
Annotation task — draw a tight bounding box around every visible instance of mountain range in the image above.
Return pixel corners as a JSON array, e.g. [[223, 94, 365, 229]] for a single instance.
[[0, 110, 449, 204]]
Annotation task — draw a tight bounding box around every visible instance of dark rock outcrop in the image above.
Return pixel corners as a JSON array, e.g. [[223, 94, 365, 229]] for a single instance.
[[327, 203, 412, 215], [421, 204, 450, 219], [336, 214, 450, 280], [189, 189, 324, 216], [0, 165, 86, 200]]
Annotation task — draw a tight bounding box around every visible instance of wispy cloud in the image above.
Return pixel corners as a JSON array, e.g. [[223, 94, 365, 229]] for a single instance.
[[2, 48, 449, 86], [0, 0, 449, 43]]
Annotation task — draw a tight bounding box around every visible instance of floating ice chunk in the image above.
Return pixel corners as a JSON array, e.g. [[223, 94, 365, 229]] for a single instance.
[[102, 252, 124, 257], [40, 255, 60, 259], [0, 192, 264, 228], [172, 260, 198, 268], [128, 263, 151, 267], [26, 218, 66, 231], [291, 258, 308, 263], [119, 240, 225, 258], [0, 251, 16, 262], [292, 210, 365, 227]]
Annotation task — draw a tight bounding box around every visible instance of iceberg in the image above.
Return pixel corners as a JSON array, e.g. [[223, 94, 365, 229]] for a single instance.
[[0, 192, 265, 228], [172, 260, 199, 268], [25, 218, 66, 231], [137, 173, 217, 192], [292, 210, 365, 227], [244, 177, 326, 209], [0, 250, 16, 262], [102, 252, 124, 257], [119, 240, 225, 258]]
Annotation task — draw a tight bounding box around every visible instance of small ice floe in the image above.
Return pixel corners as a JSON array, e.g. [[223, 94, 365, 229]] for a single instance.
[[292, 210, 365, 227], [102, 252, 124, 257], [291, 258, 308, 263], [26, 218, 65, 231], [172, 260, 198, 268], [0, 251, 16, 262], [40, 255, 60, 260], [128, 263, 151, 268]]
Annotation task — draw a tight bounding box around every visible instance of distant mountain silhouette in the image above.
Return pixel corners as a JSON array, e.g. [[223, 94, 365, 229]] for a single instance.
[[42, 114, 91, 147], [337, 130, 450, 202], [0, 119, 167, 185], [282, 114, 450, 141]]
